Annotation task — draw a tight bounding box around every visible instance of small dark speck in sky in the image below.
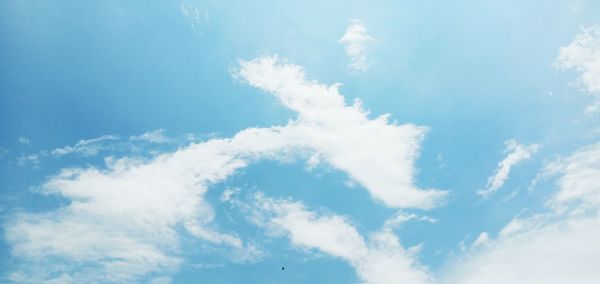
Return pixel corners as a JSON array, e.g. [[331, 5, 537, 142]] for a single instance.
[[281, 266, 285, 271]]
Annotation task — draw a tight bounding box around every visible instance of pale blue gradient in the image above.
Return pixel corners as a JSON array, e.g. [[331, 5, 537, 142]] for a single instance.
[[1, 1, 599, 283]]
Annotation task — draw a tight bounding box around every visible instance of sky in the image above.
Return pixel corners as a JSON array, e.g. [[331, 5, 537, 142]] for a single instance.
[[1, 1, 600, 283]]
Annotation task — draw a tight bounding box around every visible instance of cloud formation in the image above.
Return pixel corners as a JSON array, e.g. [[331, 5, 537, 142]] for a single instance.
[[445, 142, 600, 284], [478, 139, 539, 197], [235, 56, 445, 209], [129, 129, 170, 144], [339, 20, 373, 73], [16, 153, 41, 168], [245, 193, 433, 284], [544, 142, 600, 214], [556, 25, 600, 114], [18, 137, 31, 146], [6, 137, 270, 282], [5, 55, 441, 282], [51, 135, 120, 157]]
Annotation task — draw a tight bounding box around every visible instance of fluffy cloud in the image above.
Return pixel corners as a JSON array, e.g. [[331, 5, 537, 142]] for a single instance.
[[6, 126, 304, 282], [444, 142, 600, 284], [5, 55, 440, 282], [444, 215, 600, 284], [51, 135, 120, 157], [478, 139, 539, 197], [544, 142, 600, 214], [235, 56, 445, 209], [6, 137, 268, 283], [339, 20, 373, 73], [556, 25, 600, 114], [245, 193, 433, 284]]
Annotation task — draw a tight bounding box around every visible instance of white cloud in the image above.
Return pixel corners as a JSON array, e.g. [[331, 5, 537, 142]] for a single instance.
[[383, 211, 436, 231], [444, 142, 600, 284], [444, 215, 600, 284], [51, 135, 120, 157], [246, 193, 433, 284], [235, 56, 446, 209], [478, 139, 539, 197], [544, 142, 600, 214], [6, 135, 275, 282], [220, 188, 240, 202], [339, 19, 373, 73], [556, 25, 600, 114], [6, 55, 443, 282], [470, 232, 489, 249], [129, 129, 170, 144]]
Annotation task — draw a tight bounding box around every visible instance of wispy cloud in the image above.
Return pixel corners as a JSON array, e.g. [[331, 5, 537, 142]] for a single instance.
[[444, 142, 600, 284], [180, 3, 209, 34], [339, 20, 373, 73], [16, 153, 41, 168], [478, 139, 539, 197], [556, 25, 600, 114], [245, 193, 433, 284], [50, 135, 119, 157], [17, 137, 31, 146], [544, 142, 600, 214], [470, 232, 490, 249], [220, 188, 240, 202], [129, 129, 170, 144], [382, 211, 436, 231]]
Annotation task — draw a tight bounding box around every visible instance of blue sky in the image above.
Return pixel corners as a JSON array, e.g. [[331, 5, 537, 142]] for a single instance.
[[1, 1, 600, 283]]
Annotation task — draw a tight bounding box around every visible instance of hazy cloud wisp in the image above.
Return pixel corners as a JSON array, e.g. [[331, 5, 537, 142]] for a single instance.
[[339, 20, 373, 73]]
